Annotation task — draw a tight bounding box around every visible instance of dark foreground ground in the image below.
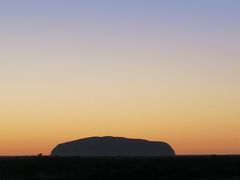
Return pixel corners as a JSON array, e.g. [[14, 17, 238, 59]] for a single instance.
[[0, 155, 240, 180]]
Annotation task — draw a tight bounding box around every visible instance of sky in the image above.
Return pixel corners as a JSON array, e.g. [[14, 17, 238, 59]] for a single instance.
[[0, 0, 240, 155]]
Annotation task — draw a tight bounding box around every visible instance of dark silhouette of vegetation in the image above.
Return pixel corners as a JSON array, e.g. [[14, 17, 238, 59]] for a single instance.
[[0, 155, 239, 180]]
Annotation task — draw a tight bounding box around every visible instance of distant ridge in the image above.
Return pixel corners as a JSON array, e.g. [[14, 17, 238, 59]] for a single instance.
[[51, 136, 175, 157]]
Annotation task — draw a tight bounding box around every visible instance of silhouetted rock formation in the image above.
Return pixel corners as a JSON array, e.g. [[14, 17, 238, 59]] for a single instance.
[[51, 136, 175, 157]]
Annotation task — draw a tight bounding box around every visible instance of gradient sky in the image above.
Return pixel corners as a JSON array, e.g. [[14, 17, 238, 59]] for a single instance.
[[0, 0, 240, 155]]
